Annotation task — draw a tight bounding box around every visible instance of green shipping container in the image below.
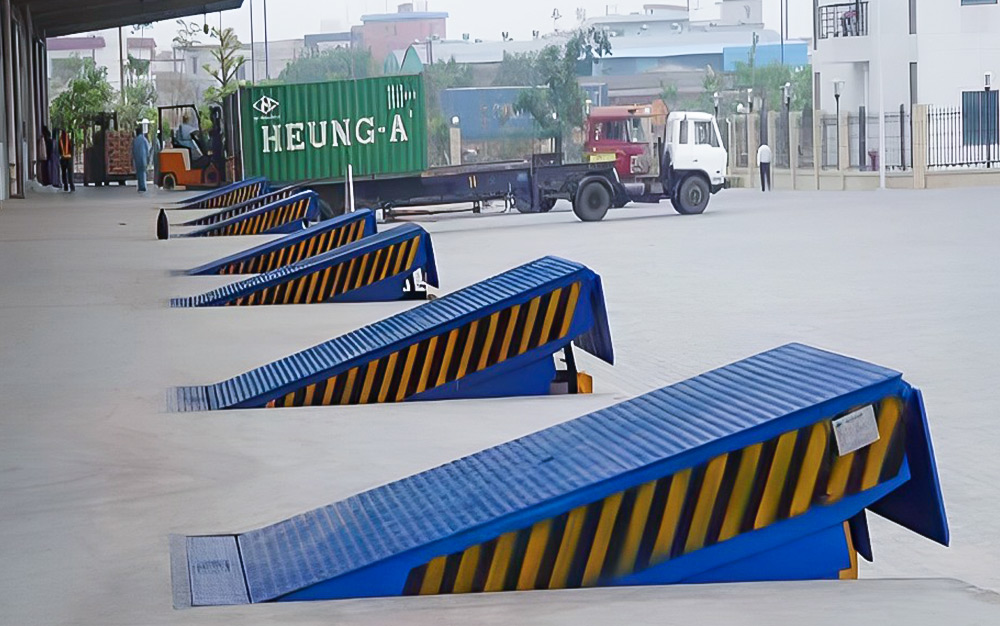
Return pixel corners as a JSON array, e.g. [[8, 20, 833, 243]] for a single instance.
[[239, 75, 427, 182]]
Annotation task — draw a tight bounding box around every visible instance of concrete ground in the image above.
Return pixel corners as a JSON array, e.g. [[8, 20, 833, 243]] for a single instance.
[[1, 184, 999, 624]]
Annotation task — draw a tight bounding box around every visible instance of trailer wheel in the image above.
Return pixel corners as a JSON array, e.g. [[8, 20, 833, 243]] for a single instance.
[[673, 176, 710, 215], [162, 173, 177, 190], [573, 181, 611, 222], [514, 199, 534, 214]]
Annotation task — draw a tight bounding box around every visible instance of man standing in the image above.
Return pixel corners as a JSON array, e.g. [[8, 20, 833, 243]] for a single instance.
[[132, 127, 151, 194], [57, 129, 75, 192], [757, 142, 772, 192]]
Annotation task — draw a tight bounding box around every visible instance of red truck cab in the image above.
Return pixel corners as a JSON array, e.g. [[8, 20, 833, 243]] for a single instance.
[[584, 102, 668, 182]]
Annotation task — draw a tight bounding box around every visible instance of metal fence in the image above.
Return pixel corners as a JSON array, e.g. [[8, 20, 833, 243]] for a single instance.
[[731, 116, 749, 169], [774, 113, 790, 168], [797, 109, 815, 168], [820, 115, 839, 169], [847, 109, 911, 170], [927, 96, 1000, 169]]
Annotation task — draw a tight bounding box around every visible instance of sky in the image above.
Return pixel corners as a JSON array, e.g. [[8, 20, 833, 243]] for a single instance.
[[137, 0, 811, 51]]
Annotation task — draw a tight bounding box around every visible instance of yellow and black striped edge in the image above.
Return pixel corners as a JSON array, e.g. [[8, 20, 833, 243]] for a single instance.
[[204, 182, 264, 209], [219, 218, 369, 275], [230, 231, 422, 307], [267, 282, 583, 408], [402, 397, 905, 594], [207, 196, 311, 237], [187, 189, 295, 227]]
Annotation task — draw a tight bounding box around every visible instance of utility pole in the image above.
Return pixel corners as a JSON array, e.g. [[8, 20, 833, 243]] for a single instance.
[[877, 0, 886, 188], [264, 0, 270, 80], [780, 0, 785, 65], [250, 0, 256, 82], [118, 27, 125, 102]]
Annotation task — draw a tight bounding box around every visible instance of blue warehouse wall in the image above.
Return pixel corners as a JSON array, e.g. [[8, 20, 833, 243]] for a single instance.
[[724, 43, 809, 71], [440, 87, 538, 141]]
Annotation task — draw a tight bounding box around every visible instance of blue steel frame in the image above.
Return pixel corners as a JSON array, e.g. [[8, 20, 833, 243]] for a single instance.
[[186, 210, 378, 276], [177, 344, 947, 605], [172, 223, 438, 307], [177, 188, 297, 227], [170, 257, 614, 412], [172, 177, 269, 209], [226, 257, 611, 409], [179, 191, 319, 238]]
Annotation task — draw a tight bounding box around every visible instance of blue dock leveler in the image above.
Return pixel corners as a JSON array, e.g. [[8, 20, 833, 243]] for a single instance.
[[170, 256, 614, 411], [174, 344, 947, 605], [167, 176, 269, 210], [172, 223, 437, 307], [186, 209, 377, 276], [175, 187, 300, 229], [174, 190, 319, 238]]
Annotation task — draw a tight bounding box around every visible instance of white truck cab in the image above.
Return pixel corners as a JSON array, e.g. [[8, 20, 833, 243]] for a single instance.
[[663, 111, 728, 214]]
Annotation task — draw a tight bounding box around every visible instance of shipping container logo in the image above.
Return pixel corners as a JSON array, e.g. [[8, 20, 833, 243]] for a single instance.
[[253, 95, 280, 117]]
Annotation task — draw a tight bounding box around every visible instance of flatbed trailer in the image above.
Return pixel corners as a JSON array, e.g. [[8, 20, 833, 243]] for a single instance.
[[313, 158, 631, 222]]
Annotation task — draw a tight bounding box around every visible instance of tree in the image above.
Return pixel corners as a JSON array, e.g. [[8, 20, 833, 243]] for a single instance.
[[49, 58, 115, 143], [492, 51, 541, 87], [423, 59, 475, 165], [49, 54, 86, 96], [513, 27, 612, 155], [731, 61, 812, 112], [115, 80, 157, 134], [277, 47, 376, 84], [202, 26, 245, 104], [172, 19, 202, 50]]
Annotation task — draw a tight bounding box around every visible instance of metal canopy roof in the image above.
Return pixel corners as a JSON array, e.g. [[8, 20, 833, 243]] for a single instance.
[[23, 0, 244, 38]]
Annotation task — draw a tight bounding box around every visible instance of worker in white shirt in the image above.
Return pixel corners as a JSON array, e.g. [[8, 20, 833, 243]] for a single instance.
[[757, 143, 772, 192]]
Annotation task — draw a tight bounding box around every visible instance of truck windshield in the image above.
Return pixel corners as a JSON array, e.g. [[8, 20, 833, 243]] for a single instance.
[[594, 119, 648, 144], [628, 118, 647, 144]]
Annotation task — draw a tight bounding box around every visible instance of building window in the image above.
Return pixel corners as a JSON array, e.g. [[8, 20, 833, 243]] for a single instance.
[[909, 0, 917, 34], [191, 57, 198, 74], [961, 90, 999, 146], [961, 0, 997, 5], [909, 62, 918, 106]]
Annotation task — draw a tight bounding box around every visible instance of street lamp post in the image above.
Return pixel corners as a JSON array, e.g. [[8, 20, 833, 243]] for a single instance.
[[834, 80, 844, 168], [263, 0, 270, 80], [987, 72, 994, 169], [249, 0, 255, 82]]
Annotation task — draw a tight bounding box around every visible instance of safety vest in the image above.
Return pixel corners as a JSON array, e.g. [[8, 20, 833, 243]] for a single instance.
[[59, 133, 72, 159]]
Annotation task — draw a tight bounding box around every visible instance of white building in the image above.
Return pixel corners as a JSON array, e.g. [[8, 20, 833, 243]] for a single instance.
[[812, 0, 1000, 114]]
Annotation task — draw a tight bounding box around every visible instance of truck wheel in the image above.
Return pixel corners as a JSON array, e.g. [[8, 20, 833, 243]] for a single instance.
[[162, 174, 177, 190], [673, 176, 710, 215], [573, 181, 611, 222]]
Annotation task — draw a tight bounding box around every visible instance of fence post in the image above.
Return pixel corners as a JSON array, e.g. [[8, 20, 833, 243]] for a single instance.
[[838, 109, 850, 173], [726, 117, 740, 174], [790, 111, 801, 190], [813, 109, 822, 189], [912, 104, 928, 189]]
